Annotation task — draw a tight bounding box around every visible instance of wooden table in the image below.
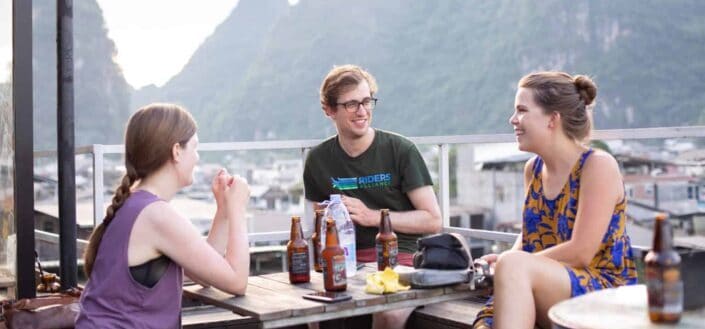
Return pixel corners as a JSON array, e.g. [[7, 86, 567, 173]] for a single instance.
[[549, 284, 705, 329], [184, 264, 487, 329]]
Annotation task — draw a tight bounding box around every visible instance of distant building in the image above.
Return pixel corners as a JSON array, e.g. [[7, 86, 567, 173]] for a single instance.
[[456, 144, 530, 232], [456, 144, 705, 236], [619, 154, 705, 235]]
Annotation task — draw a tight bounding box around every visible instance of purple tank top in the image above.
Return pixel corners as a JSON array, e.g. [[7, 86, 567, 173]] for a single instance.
[[76, 190, 183, 328]]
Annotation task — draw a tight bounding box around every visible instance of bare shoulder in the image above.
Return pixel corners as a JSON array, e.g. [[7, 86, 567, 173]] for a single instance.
[[523, 156, 538, 180], [138, 200, 190, 229], [583, 149, 620, 177], [582, 149, 623, 201], [135, 200, 202, 254]]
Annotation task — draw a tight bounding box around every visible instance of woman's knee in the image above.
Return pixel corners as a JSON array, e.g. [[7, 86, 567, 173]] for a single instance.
[[494, 250, 532, 280]]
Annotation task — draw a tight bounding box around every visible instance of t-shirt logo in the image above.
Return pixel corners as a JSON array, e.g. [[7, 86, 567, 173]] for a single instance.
[[331, 173, 392, 190], [331, 177, 358, 190]]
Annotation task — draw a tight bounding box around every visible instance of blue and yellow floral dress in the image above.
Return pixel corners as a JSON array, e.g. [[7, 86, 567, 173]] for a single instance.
[[473, 149, 638, 328]]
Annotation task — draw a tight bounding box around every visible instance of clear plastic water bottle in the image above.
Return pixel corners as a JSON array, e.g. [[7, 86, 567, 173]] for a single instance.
[[322, 194, 357, 277]]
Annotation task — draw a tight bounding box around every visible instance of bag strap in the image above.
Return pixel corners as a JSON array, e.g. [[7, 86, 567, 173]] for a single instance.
[[448, 233, 474, 271]]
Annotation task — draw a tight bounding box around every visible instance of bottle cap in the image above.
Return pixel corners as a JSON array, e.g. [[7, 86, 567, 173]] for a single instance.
[[330, 194, 342, 202]]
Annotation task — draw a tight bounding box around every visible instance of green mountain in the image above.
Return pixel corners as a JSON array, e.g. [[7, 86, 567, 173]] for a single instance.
[[33, 0, 132, 149], [134, 0, 705, 143]]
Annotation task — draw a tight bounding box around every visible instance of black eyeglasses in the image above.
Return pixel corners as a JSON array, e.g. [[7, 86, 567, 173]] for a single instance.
[[335, 97, 378, 113]]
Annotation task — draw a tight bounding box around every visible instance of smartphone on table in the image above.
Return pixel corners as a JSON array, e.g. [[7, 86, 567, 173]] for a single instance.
[[302, 291, 352, 303]]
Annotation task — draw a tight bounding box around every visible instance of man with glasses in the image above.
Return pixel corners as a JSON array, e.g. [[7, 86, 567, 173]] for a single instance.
[[304, 65, 442, 329]]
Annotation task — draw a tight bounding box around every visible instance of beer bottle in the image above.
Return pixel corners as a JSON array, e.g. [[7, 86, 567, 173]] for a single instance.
[[322, 218, 347, 292], [376, 209, 398, 271], [311, 209, 324, 272], [287, 216, 310, 284], [645, 213, 682, 323]]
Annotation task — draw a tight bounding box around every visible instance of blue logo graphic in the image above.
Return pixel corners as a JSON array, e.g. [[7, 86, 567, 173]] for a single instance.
[[331, 173, 392, 190]]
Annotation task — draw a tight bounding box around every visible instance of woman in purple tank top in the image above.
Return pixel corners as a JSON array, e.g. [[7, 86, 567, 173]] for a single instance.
[[76, 104, 250, 328]]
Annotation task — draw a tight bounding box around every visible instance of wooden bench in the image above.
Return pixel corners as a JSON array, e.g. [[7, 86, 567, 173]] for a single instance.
[[408, 296, 487, 329], [182, 305, 258, 329]]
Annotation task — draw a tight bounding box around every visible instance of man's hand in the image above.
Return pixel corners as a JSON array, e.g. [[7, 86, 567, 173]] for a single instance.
[[341, 195, 378, 227]]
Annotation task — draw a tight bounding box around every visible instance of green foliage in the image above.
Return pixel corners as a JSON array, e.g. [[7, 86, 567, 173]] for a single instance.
[[134, 0, 705, 143], [33, 0, 701, 146], [590, 140, 613, 155], [33, 0, 132, 149]]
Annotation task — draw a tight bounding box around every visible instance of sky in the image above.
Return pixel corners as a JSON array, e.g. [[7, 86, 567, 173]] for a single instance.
[[96, 0, 241, 89], [2, 0, 300, 87]]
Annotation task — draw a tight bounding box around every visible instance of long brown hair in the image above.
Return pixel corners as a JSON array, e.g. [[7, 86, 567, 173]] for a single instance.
[[83, 103, 197, 277], [519, 71, 597, 141]]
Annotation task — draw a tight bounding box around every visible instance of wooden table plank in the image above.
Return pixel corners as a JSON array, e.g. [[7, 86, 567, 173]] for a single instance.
[[258, 271, 357, 311], [182, 305, 258, 329], [329, 268, 393, 308], [246, 276, 329, 316], [356, 265, 448, 302], [183, 285, 289, 321], [261, 291, 481, 329], [247, 284, 325, 317], [184, 264, 489, 328]]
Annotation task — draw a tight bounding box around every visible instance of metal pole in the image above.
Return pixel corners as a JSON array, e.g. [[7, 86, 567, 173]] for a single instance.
[[57, 0, 77, 289], [438, 144, 450, 228], [13, 0, 35, 299], [92, 144, 104, 226]]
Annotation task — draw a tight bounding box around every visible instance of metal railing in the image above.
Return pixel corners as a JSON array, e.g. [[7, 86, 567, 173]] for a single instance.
[[34, 126, 705, 245]]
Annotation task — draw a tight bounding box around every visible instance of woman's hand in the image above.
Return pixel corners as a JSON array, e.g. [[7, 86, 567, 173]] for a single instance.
[[480, 253, 499, 268], [224, 175, 250, 213], [211, 168, 230, 209]]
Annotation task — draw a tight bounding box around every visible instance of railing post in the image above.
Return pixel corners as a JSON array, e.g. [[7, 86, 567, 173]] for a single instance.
[[92, 144, 104, 226], [438, 143, 450, 228], [301, 147, 312, 234], [57, 0, 77, 289], [13, 0, 36, 299]]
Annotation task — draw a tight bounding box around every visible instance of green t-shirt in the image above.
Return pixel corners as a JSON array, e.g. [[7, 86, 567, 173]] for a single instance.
[[303, 129, 433, 253]]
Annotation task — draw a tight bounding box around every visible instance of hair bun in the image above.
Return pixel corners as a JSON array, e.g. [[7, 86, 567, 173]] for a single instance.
[[573, 75, 597, 106]]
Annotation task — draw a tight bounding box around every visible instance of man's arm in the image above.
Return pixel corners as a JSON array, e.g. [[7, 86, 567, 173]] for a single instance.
[[342, 185, 441, 234]]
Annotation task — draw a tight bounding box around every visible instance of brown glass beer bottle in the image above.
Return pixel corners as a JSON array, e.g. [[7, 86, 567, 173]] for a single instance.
[[322, 218, 347, 292], [287, 216, 310, 283], [376, 209, 398, 271], [311, 209, 324, 272], [645, 213, 682, 323]]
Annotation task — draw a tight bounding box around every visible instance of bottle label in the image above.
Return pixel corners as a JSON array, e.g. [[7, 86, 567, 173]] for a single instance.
[[646, 266, 683, 314], [332, 255, 347, 286], [376, 240, 398, 269], [290, 251, 309, 275]]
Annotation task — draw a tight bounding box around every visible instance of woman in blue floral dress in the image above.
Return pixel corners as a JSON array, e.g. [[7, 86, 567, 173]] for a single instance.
[[472, 72, 638, 329]]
